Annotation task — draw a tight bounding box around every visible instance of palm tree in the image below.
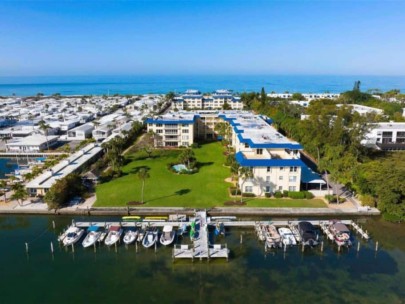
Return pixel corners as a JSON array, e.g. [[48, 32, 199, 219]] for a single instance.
[[178, 148, 196, 169], [239, 167, 254, 203], [38, 120, 51, 151], [138, 168, 150, 204], [0, 180, 8, 202], [230, 160, 240, 202], [11, 183, 28, 206]]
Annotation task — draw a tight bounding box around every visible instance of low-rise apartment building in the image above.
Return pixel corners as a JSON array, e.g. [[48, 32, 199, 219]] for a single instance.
[[172, 89, 243, 110], [362, 122, 405, 150]]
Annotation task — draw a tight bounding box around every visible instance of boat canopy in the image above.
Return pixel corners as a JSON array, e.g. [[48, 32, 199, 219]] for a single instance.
[[109, 226, 121, 231], [332, 223, 350, 233], [87, 226, 99, 232], [163, 226, 173, 232]]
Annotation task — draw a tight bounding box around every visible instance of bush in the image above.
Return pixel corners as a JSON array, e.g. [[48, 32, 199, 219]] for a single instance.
[[229, 187, 241, 195], [190, 143, 200, 149], [288, 191, 306, 199], [359, 194, 376, 207], [303, 191, 315, 199], [274, 191, 283, 198], [242, 192, 256, 197], [283, 190, 289, 197], [325, 194, 336, 203], [265, 192, 272, 198]]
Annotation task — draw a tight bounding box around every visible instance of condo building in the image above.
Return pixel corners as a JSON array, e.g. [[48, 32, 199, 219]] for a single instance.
[[146, 110, 325, 196], [172, 89, 243, 110]]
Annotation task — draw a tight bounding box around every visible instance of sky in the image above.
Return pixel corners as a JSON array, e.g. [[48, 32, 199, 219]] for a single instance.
[[0, 0, 404, 76]]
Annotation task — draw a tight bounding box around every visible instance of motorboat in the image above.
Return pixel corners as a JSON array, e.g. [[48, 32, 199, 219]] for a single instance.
[[278, 227, 297, 246], [289, 224, 302, 243], [123, 227, 139, 245], [82, 226, 102, 248], [142, 228, 158, 248], [176, 223, 188, 236], [63, 226, 84, 247], [160, 225, 175, 246], [122, 216, 142, 222], [144, 216, 167, 222], [298, 221, 319, 246], [137, 226, 146, 242], [211, 216, 237, 221], [329, 221, 352, 247], [104, 225, 123, 246], [265, 225, 282, 248], [214, 222, 225, 236]]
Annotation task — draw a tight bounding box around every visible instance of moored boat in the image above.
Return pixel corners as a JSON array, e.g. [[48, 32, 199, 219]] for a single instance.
[[160, 225, 175, 246], [123, 228, 138, 245], [104, 225, 123, 246], [298, 221, 319, 246], [122, 216, 142, 222], [177, 223, 188, 236], [265, 225, 282, 248], [329, 221, 352, 247], [278, 227, 297, 246], [142, 228, 158, 248], [144, 216, 168, 222], [82, 226, 101, 248], [63, 226, 84, 247], [214, 222, 225, 236]]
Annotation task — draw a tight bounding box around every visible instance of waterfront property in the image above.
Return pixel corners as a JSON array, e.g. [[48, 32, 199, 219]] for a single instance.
[[362, 122, 405, 150], [5, 134, 59, 152], [146, 110, 327, 197], [172, 89, 243, 110]]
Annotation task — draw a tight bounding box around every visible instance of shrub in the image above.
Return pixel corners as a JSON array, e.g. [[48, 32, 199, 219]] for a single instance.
[[325, 194, 336, 203], [288, 191, 306, 199], [274, 191, 283, 198], [242, 192, 256, 197], [229, 187, 241, 195], [303, 191, 314, 199], [283, 190, 289, 197], [190, 143, 200, 149], [265, 192, 272, 198], [359, 194, 376, 207]]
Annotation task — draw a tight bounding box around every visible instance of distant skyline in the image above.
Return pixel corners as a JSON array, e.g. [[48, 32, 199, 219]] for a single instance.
[[1, 0, 405, 77]]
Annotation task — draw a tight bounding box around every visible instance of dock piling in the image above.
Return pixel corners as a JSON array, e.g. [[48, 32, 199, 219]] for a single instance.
[[357, 242, 360, 252], [321, 241, 324, 252], [240, 234, 243, 244], [71, 244, 74, 253], [25, 242, 29, 253], [375, 241, 379, 252], [50, 242, 54, 254], [283, 243, 286, 253], [135, 241, 138, 253], [301, 242, 305, 252], [52, 220, 56, 230], [115, 242, 117, 253], [154, 240, 157, 254]]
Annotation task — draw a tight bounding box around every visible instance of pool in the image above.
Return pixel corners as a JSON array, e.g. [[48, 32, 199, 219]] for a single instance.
[[172, 164, 189, 172]]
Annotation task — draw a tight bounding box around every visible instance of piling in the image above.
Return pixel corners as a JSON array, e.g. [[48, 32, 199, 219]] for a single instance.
[[284, 243, 287, 253], [154, 240, 157, 254], [93, 242, 96, 253], [301, 242, 305, 252], [52, 220, 56, 229], [357, 242, 360, 252], [375, 241, 379, 252], [71, 244, 74, 253], [338, 245, 341, 253], [115, 242, 117, 253], [321, 241, 324, 252], [240, 234, 243, 244], [50, 242, 54, 254], [25, 242, 29, 253], [135, 241, 138, 253]]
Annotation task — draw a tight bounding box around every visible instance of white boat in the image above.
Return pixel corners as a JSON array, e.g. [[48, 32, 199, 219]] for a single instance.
[[137, 227, 146, 242], [123, 228, 139, 245], [265, 225, 282, 248], [142, 228, 158, 248], [63, 226, 84, 247], [82, 226, 102, 248], [278, 227, 297, 246], [289, 224, 302, 243], [329, 220, 352, 247], [160, 225, 175, 246], [104, 226, 123, 246], [210, 216, 237, 221]]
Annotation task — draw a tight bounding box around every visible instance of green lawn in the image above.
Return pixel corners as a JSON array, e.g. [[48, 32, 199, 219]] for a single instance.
[[94, 142, 326, 208]]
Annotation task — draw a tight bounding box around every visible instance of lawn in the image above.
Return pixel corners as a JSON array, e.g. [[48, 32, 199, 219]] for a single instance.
[[94, 142, 326, 208]]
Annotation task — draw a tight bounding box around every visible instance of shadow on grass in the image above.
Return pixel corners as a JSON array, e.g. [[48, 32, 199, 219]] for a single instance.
[[130, 165, 151, 174], [196, 161, 214, 169], [145, 188, 191, 203]]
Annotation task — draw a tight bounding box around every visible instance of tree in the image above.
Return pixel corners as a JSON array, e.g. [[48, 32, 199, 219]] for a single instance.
[[222, 100, 232, 110], [230, 159, 240, 202], [11, 183, 28, 206], [0, 180, 8, 202], [138, 168, 150, 204], [260, 87, 267, 105], [165, 91, 175, 101], [44, 173, 84, 209], [178, 148, 196, 169], [292, 92, 305, 101], [38, 120, 51, 151], [239, 167, 254, 203]]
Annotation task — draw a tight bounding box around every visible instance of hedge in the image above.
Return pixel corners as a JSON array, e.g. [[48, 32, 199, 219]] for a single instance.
[[242, 192, 256, 197], [274, 191, 283, 198]]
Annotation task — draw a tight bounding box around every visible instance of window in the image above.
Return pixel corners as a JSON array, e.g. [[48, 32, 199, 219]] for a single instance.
[[265, 186, 271, 193], [278, 186, 283, 191], [289, 176, 297, 182], [280, 167, 284, 171], [289, 186, 296, 191], [182, 135, 189, 140], [245, 186, 253, 193], [266, 176, 270, 182], [182, 142, 188, 146], [256, 149, 263, 155], [182, 124, 188, 127], [244, 143, 249, 148], [290, 166, 298, 172], [182, 129, 189, 133], [267, 167, 271, 172], [156, 130, 163, 134], [279, 176, 283, 180], [156, 123, 163, 127]]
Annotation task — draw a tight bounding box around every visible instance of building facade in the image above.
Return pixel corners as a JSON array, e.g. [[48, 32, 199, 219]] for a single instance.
[[362, 122, 405, 150], [172, 89, 243, 110]]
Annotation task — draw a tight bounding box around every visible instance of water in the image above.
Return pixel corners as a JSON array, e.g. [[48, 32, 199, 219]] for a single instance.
[[172, 164, 189, 172], [0, 215, 404, 303], [0, 158, 18, 179], [1, 75, 405, 96]]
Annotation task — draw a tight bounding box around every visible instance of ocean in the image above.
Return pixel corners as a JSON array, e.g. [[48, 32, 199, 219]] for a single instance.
[[1, 75, 405, 96]]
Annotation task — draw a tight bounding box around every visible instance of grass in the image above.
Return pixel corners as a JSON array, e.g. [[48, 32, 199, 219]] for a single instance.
[[94, 142, 326, 208]]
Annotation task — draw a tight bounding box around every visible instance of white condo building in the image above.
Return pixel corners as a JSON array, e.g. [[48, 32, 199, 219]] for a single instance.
[[147, 110, 326, 196], [362, 122, 405, 150], [172, 89, 243, 110]]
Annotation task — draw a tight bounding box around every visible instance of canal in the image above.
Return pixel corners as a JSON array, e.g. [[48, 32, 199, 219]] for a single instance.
[[0, 215, 404, 303]]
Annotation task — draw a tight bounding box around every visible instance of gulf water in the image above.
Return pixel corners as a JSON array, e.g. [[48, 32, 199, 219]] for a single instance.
[[1, 75, 405, 96], [1, 215, 404, 303]]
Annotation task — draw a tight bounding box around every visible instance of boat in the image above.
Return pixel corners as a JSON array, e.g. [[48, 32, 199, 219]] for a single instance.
[[144, 216, 168, 222], [265, 225, 282, 248], [123, 227, 139, 245], [82, 226, 101, 248], [160, 225, 175, 246], [289, 223, 302, 243], [62, 226, 84, 247], [137, 226, 146, 242], [104, 225, 123, 246], [278, 227, 297, 246], [214, 222, 225, 236], [329, 220, 352, 247], [177, 223, 188, 236], [122, 216, 142, 222], [142, 228, 158, 248], [98, 228, 107, 243], [211, 216, 237, 221], [298, 221, 319, 246]]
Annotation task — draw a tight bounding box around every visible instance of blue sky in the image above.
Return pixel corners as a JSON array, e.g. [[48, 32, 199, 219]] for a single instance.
[[0, 0, 404, 76]]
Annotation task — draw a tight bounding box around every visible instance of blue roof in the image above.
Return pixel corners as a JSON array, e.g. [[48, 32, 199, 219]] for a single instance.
[[235, 152, 306, 167], [236, 134, 303, 149], [301, 166, 326, 184]]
